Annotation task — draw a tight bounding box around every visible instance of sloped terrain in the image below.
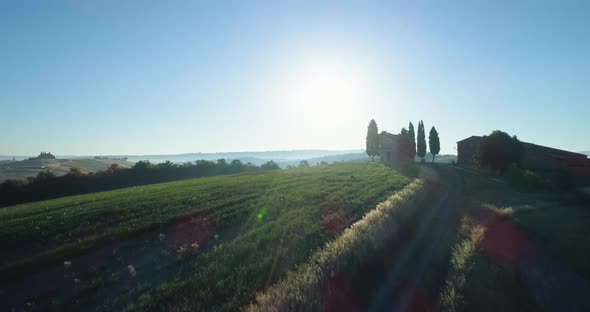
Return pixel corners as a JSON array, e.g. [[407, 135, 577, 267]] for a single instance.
[[0, 163, 410, 311]]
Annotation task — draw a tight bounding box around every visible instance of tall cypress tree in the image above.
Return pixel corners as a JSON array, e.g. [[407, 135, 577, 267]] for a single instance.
[[417, 120, 427, 162], [408, 122, 416, 160], [366, 119, 380, 162], [429, 126, 440, 163]]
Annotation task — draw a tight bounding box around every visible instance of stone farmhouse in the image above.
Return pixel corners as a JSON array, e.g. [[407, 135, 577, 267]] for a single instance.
[[457, 136, 590, 175], [379, 132, 414, 165]]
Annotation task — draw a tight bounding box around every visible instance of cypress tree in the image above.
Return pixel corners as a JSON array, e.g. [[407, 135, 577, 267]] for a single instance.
[[408, 122, 416, 160], [417, 121, 427, 162], [366, 119, 380, 162], [429, 126, 440, 163]]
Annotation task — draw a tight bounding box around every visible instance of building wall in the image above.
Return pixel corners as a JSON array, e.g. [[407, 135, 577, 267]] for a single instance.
[[457, 137, 481, 166], [521, 143, 587, 170], [457, 136, 588, 171], [397, 135, 415, 163], [380, 132, 414, 164], [379, 134, 398, 164]]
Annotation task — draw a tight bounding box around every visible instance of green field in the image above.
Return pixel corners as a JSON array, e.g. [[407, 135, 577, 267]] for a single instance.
[[0, 163, 411, 311], [3, 162, 586, 311]]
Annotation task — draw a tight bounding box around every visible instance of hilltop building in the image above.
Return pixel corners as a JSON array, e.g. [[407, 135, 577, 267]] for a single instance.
[[379, 132, 414, 164], [457, 136, 590, 172], [30, 152, 56, 160]]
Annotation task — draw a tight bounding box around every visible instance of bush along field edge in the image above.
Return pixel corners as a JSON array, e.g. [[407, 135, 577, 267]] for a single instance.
[[438, 214, 486, 312], [438, 202, 519, 312], [246, 178, 429, 311]]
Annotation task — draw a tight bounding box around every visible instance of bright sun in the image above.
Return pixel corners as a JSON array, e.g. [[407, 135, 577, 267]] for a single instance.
[[280, 59, 367, 128]]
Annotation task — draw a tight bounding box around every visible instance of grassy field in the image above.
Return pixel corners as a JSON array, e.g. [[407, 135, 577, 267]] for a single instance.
[[437, 165, 590, 311], [0, 162, 411, 311], [4, 162, 585, 311], [255, 164, 590, 312], [248, 178, 432, 311]]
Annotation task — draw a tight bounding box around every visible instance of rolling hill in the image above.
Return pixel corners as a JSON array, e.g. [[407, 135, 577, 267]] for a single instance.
[[0, 162, 410, 311], [0, 158, 134, 182]]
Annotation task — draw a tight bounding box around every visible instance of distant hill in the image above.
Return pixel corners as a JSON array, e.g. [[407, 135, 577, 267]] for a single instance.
[[0, 158, 134, 182], [119, 149, 364, 163], [0, 149, 455, 181], [0, 150, 366, 181], [279, 152, 371, 167], [81, 149, 367, 168], [0, 156, 29, 161], [415, 153, 457, 163], [179, 152, 371, 168]]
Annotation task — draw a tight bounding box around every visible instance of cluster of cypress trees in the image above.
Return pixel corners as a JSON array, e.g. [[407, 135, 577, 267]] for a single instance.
[[366, 119, 440, 163]]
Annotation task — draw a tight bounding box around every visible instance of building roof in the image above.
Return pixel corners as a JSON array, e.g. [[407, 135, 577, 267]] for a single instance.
[[380, 131, 399, 138], [457, 135, 587, 159], [456, 136, 483, 143], [522, 142, 587, 159], [379, 132, 401, 142]]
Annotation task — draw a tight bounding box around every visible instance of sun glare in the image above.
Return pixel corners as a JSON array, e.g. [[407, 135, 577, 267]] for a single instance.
[[280, 59, 368, 128]]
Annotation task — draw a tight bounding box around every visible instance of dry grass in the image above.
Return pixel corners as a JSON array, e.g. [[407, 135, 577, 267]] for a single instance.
[[246, 178, 429, 311], [481, 202, 514, 218], [439, 216, 486, 312]]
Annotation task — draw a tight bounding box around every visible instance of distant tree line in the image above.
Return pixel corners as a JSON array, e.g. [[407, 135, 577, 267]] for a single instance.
[[94, 156, 128, 161], [0, 159, 280, 207]]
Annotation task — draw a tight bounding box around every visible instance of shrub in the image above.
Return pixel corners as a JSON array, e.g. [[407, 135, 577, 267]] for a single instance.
[[261, 160, 280, 170], [504, 163, 575, 191], [475, 131, 524, 173], [299, 160, 310, 167], [520, 169, 544, 189], [545, 168, 574, 191]]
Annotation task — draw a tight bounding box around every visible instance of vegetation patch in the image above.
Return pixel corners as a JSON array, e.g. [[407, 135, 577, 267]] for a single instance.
[[0, 158, 281, 206], [320, 199, 353, 238], [439, 215, 486, 312], [247, 179, 428, 311], [438, 165, 590, 311], [0, 163, 410, 311]]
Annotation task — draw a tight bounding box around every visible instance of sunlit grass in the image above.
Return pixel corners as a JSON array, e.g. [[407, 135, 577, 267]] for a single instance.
[[247, 179, 428, 311], [439, 216, 486, 312], [481, 202, 514, 218], [0, 162, 411, 311]]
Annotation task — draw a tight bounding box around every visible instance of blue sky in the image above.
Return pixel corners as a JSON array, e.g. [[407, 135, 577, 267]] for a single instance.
[[1, 1, 588, 155]]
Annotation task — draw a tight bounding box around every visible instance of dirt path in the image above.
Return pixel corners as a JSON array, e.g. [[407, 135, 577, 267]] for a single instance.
[[317, 165, 472, 312], [316, 167, 464, 312], [365, 181, 460, 311], [321, 165, 590, 312]]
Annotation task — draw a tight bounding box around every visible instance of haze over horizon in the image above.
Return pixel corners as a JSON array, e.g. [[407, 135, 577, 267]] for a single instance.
[[0, 148, 367, 159], [1, 1, 589, 156]]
